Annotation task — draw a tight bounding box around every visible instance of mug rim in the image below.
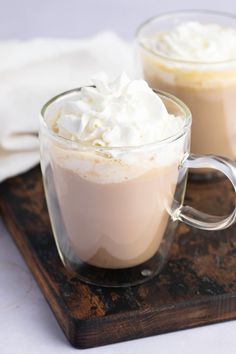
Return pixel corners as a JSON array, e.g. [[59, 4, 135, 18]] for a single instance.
[[40, 87, 192, 152], [136, 9, 236, 66]]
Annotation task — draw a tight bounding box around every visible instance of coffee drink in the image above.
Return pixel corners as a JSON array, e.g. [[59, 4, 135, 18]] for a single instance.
[[138, 19, 236, 158], [51, 151, 178, 268], [44, 73, 185, 269]]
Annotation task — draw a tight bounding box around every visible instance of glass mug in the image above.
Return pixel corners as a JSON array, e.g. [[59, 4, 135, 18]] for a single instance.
[[39, 88, 236, 287], [136, 10, 236, 178]]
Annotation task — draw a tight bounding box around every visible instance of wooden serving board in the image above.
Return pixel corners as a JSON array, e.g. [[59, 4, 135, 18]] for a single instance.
[[0, 166, 236, 349]]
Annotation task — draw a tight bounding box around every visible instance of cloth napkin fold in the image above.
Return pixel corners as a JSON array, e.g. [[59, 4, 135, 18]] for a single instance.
[[0, 32, 133, 182]]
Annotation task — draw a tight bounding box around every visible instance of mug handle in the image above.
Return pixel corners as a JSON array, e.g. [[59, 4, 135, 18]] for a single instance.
[[173, 153, 236, 231]]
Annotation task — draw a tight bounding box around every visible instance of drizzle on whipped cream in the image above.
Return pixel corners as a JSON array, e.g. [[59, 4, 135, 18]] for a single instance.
[[142, 21, 236, 63], [55, 73, 184, 147]]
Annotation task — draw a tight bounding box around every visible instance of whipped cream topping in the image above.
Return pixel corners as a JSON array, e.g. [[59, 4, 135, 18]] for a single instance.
[[54, 73, 184, 147], [142, 21, 236, 63]]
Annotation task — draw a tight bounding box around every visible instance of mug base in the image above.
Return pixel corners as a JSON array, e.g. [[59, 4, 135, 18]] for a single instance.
[[60, 219, 178, 288], [64, 252, 165, 287]]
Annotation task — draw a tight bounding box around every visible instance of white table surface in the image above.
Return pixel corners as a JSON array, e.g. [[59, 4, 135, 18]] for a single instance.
[[1, 0, 236, 353]]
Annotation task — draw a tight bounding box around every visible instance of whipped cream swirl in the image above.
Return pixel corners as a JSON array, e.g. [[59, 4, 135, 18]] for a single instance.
[[55, 73, 183, 147], [143, 21, 236, 63]]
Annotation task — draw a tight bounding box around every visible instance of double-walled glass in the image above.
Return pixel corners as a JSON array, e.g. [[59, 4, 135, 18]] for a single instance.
[[40, 88, 236, 287], [137, 11, 236, 167]]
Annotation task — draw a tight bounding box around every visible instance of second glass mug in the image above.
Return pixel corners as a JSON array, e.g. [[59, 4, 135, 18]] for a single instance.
[[136, 10, 236, 178], [39, 88, 236, 287]]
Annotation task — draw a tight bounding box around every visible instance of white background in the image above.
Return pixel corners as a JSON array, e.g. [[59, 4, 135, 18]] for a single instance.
[[0, 0, 236, 353], [0, 0, 236, 40]]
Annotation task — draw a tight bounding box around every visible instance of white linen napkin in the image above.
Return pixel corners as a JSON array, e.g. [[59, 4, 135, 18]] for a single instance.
[[0, 32, 133, 182]]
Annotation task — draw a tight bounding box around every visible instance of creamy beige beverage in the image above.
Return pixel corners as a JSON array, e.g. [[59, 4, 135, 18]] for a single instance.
[[51, 154, 178, 268], [46, 73, 185, 269], [139, 20, 236, 158]]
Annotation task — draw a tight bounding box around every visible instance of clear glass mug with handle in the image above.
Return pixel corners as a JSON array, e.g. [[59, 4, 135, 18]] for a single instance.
[[39, 88, 236, 287], [136, 10, 236, 179]]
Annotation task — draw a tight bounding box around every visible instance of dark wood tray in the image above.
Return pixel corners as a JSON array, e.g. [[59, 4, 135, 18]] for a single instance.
[[0, 166, 236, 349]]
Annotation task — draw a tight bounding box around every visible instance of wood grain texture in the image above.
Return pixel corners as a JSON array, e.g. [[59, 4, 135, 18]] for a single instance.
[[0, 166, 236, 349]]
